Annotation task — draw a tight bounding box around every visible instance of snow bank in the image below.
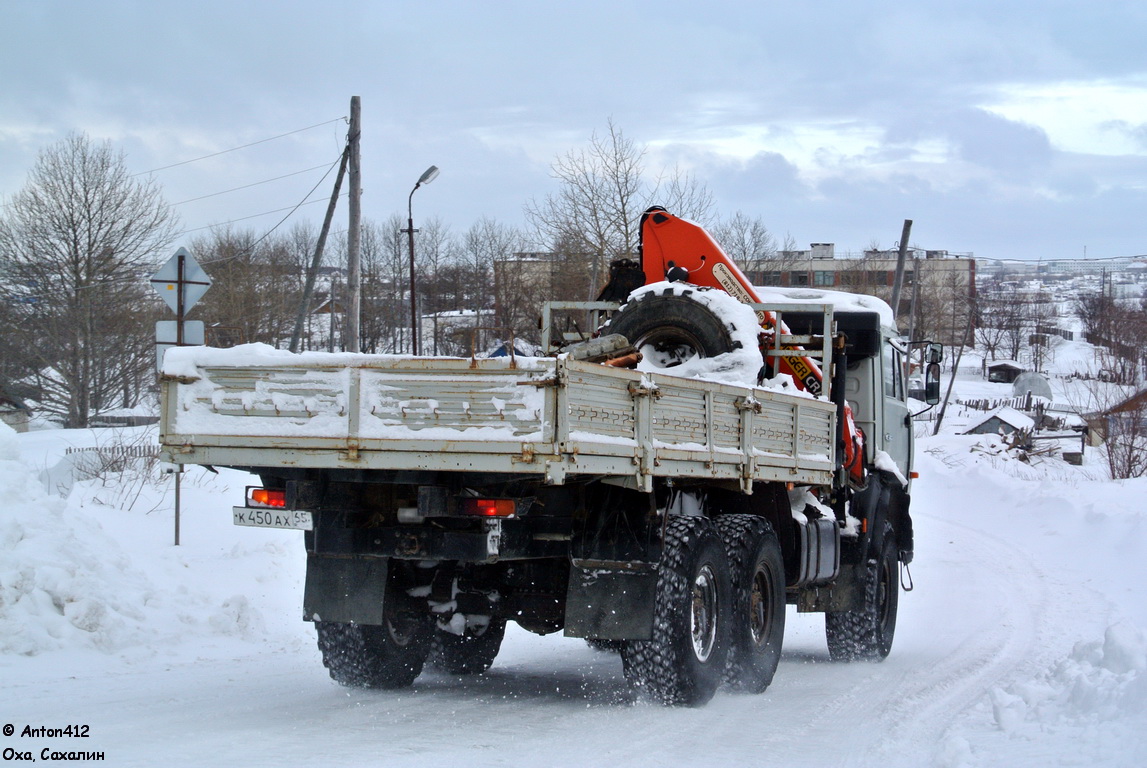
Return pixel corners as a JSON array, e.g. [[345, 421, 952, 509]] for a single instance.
[[992, 624, 1147, 729], [0, 422, 154, 654], [0, 422, 302, 657], [976, 624, 1147, 764], [919, 431, 1147, 766]]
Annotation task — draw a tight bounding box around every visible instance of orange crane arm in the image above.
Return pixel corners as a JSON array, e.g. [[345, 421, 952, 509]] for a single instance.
[[638, 207, 865, 482]]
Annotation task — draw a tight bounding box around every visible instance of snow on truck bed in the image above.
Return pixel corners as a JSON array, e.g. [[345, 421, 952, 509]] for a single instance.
[[163, 345, 549, 442], [160, 343, 836, 486]]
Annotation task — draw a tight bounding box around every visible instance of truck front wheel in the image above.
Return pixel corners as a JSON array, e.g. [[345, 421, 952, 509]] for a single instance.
[[622, 516, 732, 706], [715, 514, 786, 693], [825, 524, 899, 661]]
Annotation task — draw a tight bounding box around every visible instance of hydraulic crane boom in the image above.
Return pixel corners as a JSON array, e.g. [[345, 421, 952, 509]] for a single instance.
[[637, 206, 865, 482]]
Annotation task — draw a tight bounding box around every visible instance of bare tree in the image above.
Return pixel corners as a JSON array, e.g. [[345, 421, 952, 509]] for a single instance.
[[974, 292, 1023, 361], [463, 218, 523, 350], [710, 211, 777, 277], [415, 216, 459, 355], [358, 215, 409, 353], [192, 228, 302, 349], [1102, 392, 1147, 479], [1027, 291, 1059, 373], [1075, 291, 1118, 342], [1069, 347, 1147, 479], [1075, 289, 1145, 384], [524, 119, 714, 294], [0, 134, 178, 426], [650, 166, 715, 226], [524, 119, 643, 270]]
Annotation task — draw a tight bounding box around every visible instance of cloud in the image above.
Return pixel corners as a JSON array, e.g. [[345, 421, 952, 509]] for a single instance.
[[934, 108, 1053, 177], [3, 1, 1147, 261]]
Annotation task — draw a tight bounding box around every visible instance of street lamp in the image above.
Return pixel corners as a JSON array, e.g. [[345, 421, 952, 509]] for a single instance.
[[406, 165, 439, 355]]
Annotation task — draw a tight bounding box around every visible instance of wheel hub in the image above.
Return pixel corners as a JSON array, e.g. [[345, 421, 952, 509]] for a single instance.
[[691, 564, 719, 662], [749, 568, 772, 645]]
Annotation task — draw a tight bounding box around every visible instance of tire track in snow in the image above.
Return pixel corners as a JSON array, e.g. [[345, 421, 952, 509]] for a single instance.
[[832, 511, 1052, 767]]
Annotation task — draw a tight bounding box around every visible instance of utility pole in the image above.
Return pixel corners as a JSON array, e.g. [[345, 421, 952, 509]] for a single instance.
[[346, 96, 362, 352], [932, 309, 974, 436], [289, 146, 349, 353], [907, 256, 920, 344], [890, 219, 913, 319]]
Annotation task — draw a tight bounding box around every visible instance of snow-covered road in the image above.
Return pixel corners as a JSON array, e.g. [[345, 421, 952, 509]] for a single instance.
[[2, 424, 1145, 767]]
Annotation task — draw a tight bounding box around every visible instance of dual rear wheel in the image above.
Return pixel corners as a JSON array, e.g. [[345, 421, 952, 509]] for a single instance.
[[315, 570, 505, 689], [621, 514, 786, 705]]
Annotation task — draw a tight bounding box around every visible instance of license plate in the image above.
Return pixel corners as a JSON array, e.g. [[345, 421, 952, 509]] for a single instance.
[[232, 506, 313, 531]]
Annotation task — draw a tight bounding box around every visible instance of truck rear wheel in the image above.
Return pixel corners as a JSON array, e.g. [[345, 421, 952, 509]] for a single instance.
[[429, 618, 506, 675], [715, 514, 785, 693], [825, 524, 899, 661], [621, 516, 732, 706], [315, 578, 432, 688], [606, 287, 739, 369]]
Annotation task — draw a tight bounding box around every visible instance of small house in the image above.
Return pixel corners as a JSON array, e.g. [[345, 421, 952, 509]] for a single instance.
[[1083, 387, 1147, 446], [963, 406, 1035, 438], [986, 359, 1024, 384]]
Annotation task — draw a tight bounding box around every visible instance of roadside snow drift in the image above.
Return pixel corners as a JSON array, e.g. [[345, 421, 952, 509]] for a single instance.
[[0, 422, 296, 658], [0, 422, 154, 654]]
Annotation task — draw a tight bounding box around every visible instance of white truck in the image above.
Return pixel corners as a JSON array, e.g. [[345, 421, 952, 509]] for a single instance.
[[158, 209, 941, 706]]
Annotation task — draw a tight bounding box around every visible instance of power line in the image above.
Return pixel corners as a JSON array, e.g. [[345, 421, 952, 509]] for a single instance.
[[132, 116, 347, 176], [180, 150, 345, 237], [178, 197, 337, 235], [4, 148, 348, 300], [186, 148, 347, 265], [169, 163, 334, 206]]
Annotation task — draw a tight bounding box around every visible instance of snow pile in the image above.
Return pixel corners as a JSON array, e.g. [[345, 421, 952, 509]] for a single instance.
[[992, 624, 1147, 729], [918, 431, 1147, 766], [625, 281, 765, 388], [0, 422, 155, 654], [0, 422, 301, 658], [984, 624, 1147, 761]]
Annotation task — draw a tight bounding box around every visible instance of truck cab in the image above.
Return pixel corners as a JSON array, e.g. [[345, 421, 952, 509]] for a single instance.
[[753, 288, 923, 487]]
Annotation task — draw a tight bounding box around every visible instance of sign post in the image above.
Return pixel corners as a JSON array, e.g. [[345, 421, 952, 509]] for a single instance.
[[151, 246, 212, 368], [151, 247, 212, 545]]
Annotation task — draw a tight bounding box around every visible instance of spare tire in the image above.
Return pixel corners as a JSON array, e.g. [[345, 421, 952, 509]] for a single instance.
[[605, 286, 741, 370]]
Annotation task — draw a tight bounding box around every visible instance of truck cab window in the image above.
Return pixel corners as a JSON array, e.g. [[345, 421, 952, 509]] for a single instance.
[[883, 342, 904, 401]]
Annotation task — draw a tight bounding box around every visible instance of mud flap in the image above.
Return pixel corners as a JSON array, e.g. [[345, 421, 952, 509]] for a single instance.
[[796, 562, 864, 613], [303, 553, 388, 625], [563, 563, 657, 640]]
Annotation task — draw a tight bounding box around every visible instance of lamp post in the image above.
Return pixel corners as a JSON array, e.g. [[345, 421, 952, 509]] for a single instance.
[[406, 165, 439, 355]]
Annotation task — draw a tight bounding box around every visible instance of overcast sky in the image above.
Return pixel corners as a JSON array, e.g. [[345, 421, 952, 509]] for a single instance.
[[2, 1, 1145, 263]]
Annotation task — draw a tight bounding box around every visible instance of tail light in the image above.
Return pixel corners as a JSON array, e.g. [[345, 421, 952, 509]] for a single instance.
[[247, 487, 287, 508], [460, 498, 516, 518]]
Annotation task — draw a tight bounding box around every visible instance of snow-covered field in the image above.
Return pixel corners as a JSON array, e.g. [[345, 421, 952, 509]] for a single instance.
[[2, 338, 1145, 767]]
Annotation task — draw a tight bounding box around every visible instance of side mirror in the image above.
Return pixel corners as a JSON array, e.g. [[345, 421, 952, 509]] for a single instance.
[[925, 362, 941, 404], [927, 343, 943, 365]]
